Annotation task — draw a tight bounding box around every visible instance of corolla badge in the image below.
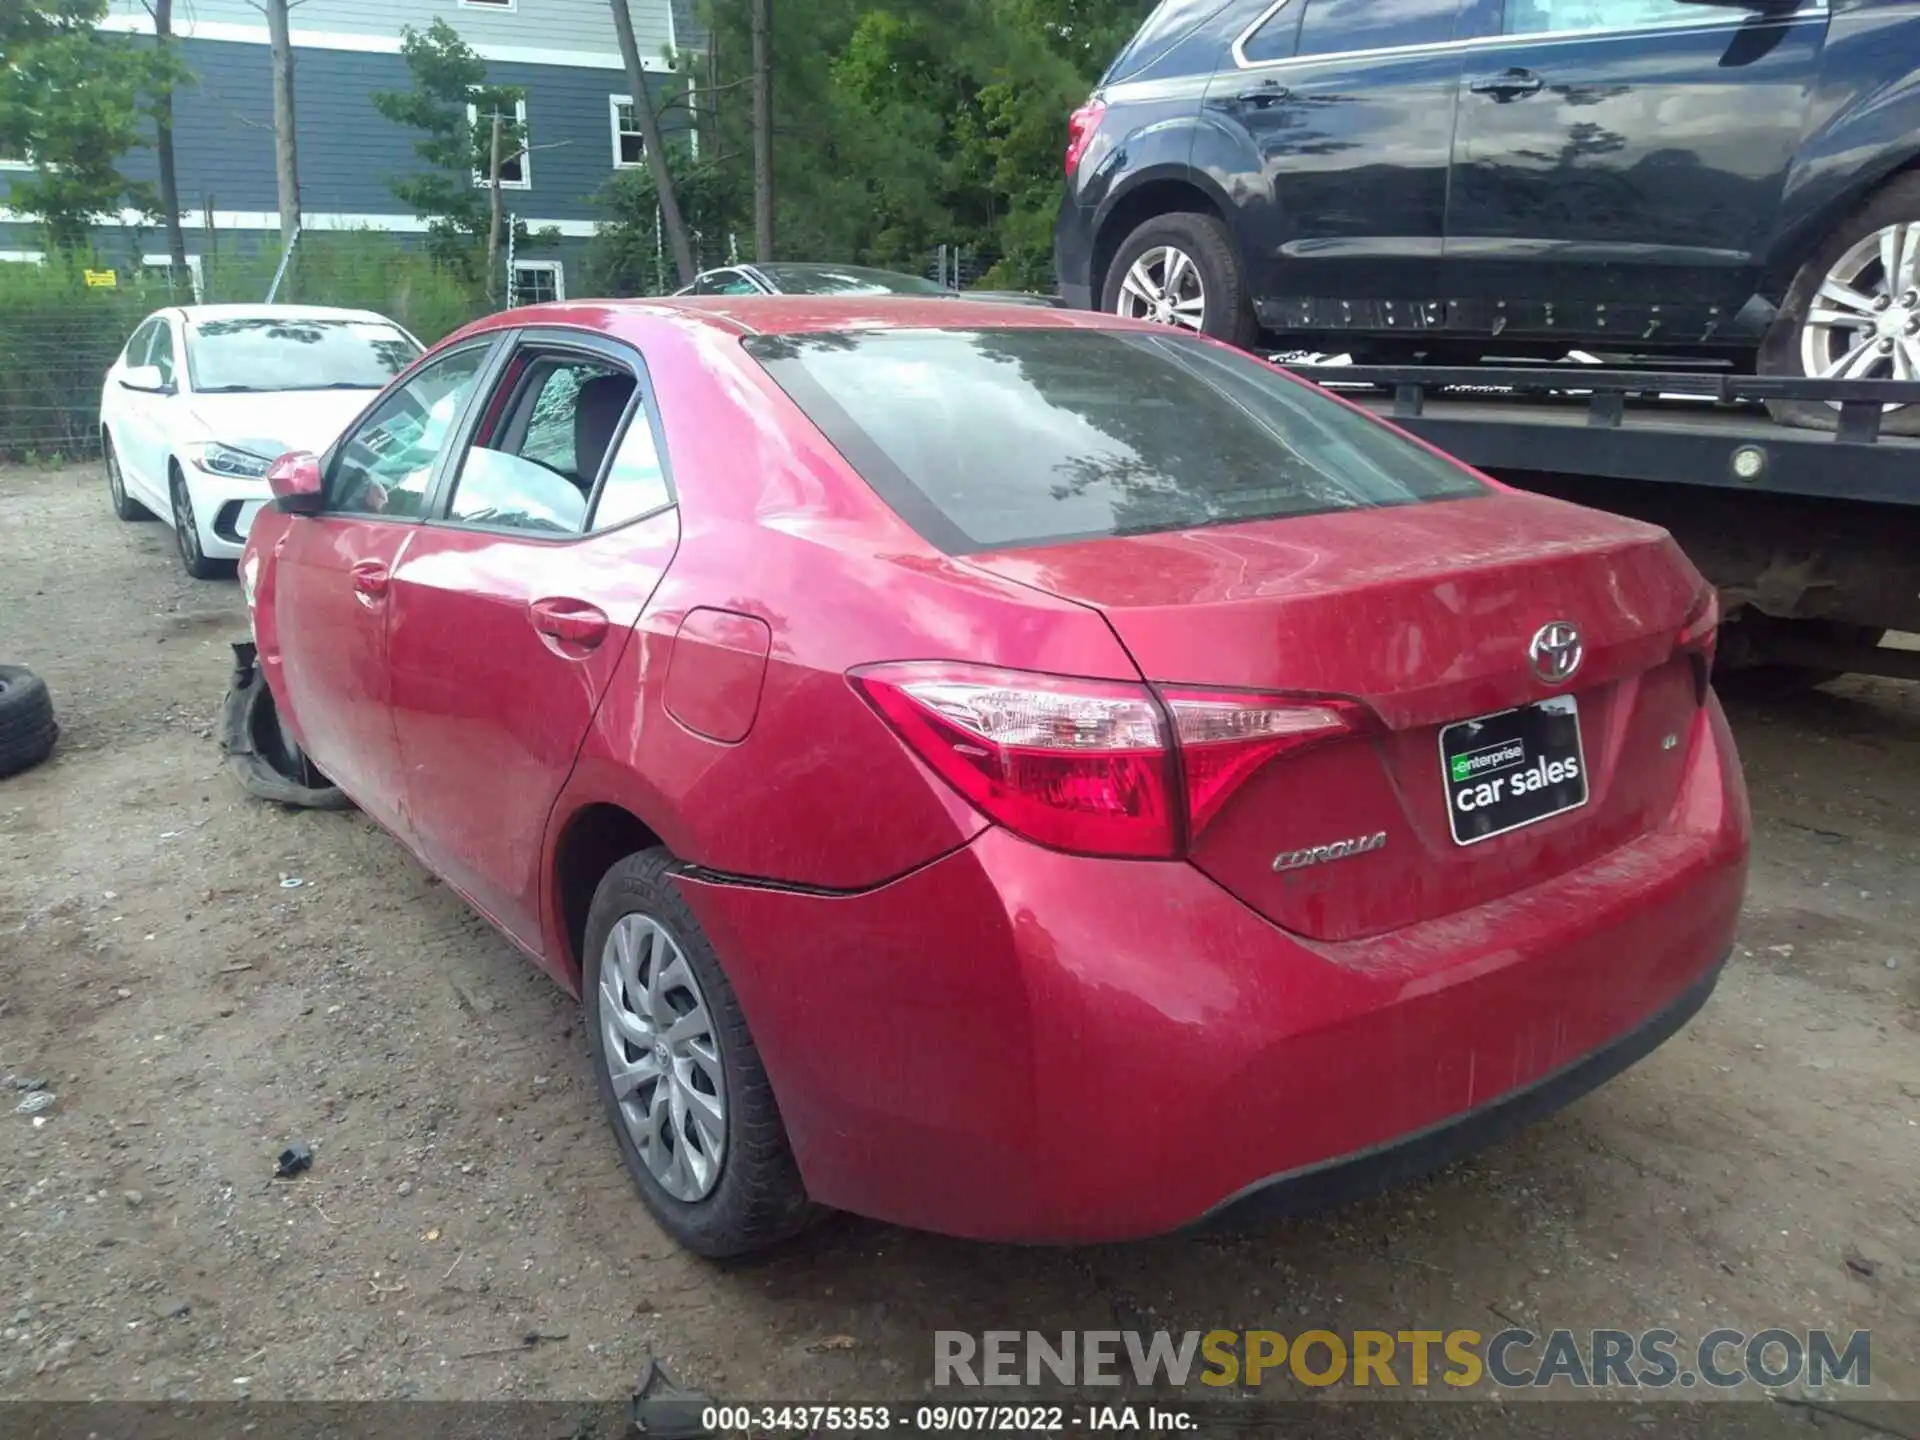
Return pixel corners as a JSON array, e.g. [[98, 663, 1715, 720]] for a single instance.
[[1529, 621, 1584, 685], [1272, 831, 1387, 872]]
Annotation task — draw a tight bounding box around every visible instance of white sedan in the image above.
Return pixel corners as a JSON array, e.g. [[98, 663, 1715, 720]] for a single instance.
[[99, 304, 424, 578]]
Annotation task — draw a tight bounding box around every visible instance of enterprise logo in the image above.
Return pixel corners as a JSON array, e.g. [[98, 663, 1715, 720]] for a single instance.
[[1450, 739, 1525, 783]]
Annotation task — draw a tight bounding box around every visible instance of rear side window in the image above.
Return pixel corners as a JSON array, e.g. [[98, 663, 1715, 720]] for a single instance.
[[745, 329, 1485, 554], [1241, 2, 1304, 62], [1104, 0, 1243, 83], [1296, 0, 1459, 58]]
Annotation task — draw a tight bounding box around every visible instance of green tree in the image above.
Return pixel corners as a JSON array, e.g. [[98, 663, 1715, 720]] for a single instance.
[[671, 0, 1153, 289], [0, 0, 188, 254], [370, 18, 539, 289]]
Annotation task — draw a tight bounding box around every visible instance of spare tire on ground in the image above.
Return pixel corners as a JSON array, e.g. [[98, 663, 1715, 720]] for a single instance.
[[221, 642, 353, 810], [0, 665, 58, 778]]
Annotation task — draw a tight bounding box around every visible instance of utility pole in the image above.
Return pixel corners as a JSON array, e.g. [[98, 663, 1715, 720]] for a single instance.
[[609, 0, 696, 288], [750, 0, 773, 262], [148, 0, 191, 292], [485, 109, 504, 306], [265, 0, 301, 253]]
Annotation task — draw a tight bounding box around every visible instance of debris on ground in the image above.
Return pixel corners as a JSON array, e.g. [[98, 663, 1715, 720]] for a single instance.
[[273, 1141, 313, 1179], [459, 1331, 569, 1360], [631, 1354, 716, 1439], [14, 1091, 54, 1116]]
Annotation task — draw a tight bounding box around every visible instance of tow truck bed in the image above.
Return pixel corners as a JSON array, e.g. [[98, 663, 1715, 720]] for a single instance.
[[1284, 365, 1920, 680]]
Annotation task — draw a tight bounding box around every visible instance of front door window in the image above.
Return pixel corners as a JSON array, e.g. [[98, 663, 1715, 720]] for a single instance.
[[329, 347, 491, 519]]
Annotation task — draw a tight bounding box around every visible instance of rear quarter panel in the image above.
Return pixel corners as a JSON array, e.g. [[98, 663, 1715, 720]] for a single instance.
[[1074, 1, 1262, 294], [1766, 0, 1920, 291], [545, 313, 1144, 894]]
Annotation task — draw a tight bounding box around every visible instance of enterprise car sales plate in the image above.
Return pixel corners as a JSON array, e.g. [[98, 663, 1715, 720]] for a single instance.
[[1441, 695, 1588, 846]]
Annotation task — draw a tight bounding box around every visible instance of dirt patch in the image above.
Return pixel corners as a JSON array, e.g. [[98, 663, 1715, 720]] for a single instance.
[[0, 462, 1914, 1406]]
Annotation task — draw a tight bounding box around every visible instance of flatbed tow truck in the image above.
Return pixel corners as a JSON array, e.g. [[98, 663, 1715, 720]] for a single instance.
[[1287, 363, 1920, 689]]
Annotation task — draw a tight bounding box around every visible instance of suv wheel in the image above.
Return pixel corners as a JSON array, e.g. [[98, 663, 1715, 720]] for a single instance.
[[582, 847, 813, 1257], [1760, 173, 1920, 434], [1102, 212, 1258, 348]]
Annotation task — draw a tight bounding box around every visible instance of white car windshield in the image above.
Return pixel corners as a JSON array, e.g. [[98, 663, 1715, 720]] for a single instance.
[[185, 317, 421, 394]]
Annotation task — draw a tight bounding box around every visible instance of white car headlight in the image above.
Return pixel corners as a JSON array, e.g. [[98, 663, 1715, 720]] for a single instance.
[[182, 441, 277, 479]]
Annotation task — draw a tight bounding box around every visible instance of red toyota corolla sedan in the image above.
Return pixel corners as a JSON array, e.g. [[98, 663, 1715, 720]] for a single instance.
[[240, 297, 1748, 1256]]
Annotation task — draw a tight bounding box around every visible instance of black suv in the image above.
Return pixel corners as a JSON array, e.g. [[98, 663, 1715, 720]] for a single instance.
[[1056, 0, 1920, 429]]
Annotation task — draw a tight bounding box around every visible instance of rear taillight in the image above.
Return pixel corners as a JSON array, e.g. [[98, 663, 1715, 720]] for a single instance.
[[1677, 586, 1719, 703], [851, 662, 1365, 859], [1163, 690, 1367, 838], [1064, 99, 1107, 178]]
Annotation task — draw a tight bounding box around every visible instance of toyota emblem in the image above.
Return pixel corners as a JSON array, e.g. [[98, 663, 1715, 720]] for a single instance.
[[1529, 621, 1583, 685]]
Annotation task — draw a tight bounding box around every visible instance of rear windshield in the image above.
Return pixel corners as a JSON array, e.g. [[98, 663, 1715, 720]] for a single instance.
[[744, 328, 1485, 554]]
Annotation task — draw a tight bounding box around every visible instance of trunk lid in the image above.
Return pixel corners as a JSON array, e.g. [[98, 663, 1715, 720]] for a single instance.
[[963, 490, 1707, 941]]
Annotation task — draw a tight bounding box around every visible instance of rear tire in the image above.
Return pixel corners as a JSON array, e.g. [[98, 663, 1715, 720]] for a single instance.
[[0, 665, 58, 779], [1759, 172, 1920, 435], [582, 847, 813, 1258], [105, 435, 152, 521], [1102, 212, 1259, 348]]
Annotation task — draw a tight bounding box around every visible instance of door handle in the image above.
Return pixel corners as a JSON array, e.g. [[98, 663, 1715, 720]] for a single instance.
[[528, 597, 609, 652], [349, 560, 389, 601], [1469, 68, 1544, 100], [1234, 80, 1291, 107]]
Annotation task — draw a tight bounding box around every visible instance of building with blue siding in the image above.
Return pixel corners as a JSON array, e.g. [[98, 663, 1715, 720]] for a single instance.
[[0, 0, 702, 300]]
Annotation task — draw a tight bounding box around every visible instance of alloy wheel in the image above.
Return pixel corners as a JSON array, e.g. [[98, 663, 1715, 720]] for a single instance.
[[1801, 221, 1920, 394], [171, 472, 203, 569], [597, 913, 727, 1202], [1113, 245, 1207, 331]]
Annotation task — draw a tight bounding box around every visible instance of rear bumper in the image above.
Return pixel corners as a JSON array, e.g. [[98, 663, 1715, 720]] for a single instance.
[[680, 696, 1748, 1243], [1201, 950, 1724, 1230], [1053, 194, 1097, 311]]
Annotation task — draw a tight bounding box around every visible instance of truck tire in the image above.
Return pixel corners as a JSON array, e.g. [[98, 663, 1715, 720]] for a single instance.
[[1759, 172, 1920, 435], [1714, 616, 1887, 700], [1101, 212, 1260, 348], [0, 666, 58, 779]]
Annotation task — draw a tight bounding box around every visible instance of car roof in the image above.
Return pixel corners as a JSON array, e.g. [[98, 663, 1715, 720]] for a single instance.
[[172, 303, 398, 326], [498, 295, 1158, 338]]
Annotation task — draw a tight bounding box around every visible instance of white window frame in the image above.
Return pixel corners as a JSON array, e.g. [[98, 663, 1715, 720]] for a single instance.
[[0, 149, 32, 173], [468, 95, 531, 190], [459, 0, 516, 11], [142, 252, 204, 299], [511, 260, 565, 305], [610, 94, 646, 170]]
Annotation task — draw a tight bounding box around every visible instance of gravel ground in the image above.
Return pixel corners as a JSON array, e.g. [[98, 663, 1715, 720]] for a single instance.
[[0, 461, 1914, 1412]]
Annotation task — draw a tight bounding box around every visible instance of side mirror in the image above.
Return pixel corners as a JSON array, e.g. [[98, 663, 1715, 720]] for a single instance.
[[120, 364, 172, 394], [267, 451, 326, 515]]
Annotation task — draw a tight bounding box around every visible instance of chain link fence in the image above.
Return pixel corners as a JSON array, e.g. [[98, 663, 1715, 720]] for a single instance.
[[1, 224, 1048, 463], [0, 230, 496, 464], [922, 243, 1006, 291]]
